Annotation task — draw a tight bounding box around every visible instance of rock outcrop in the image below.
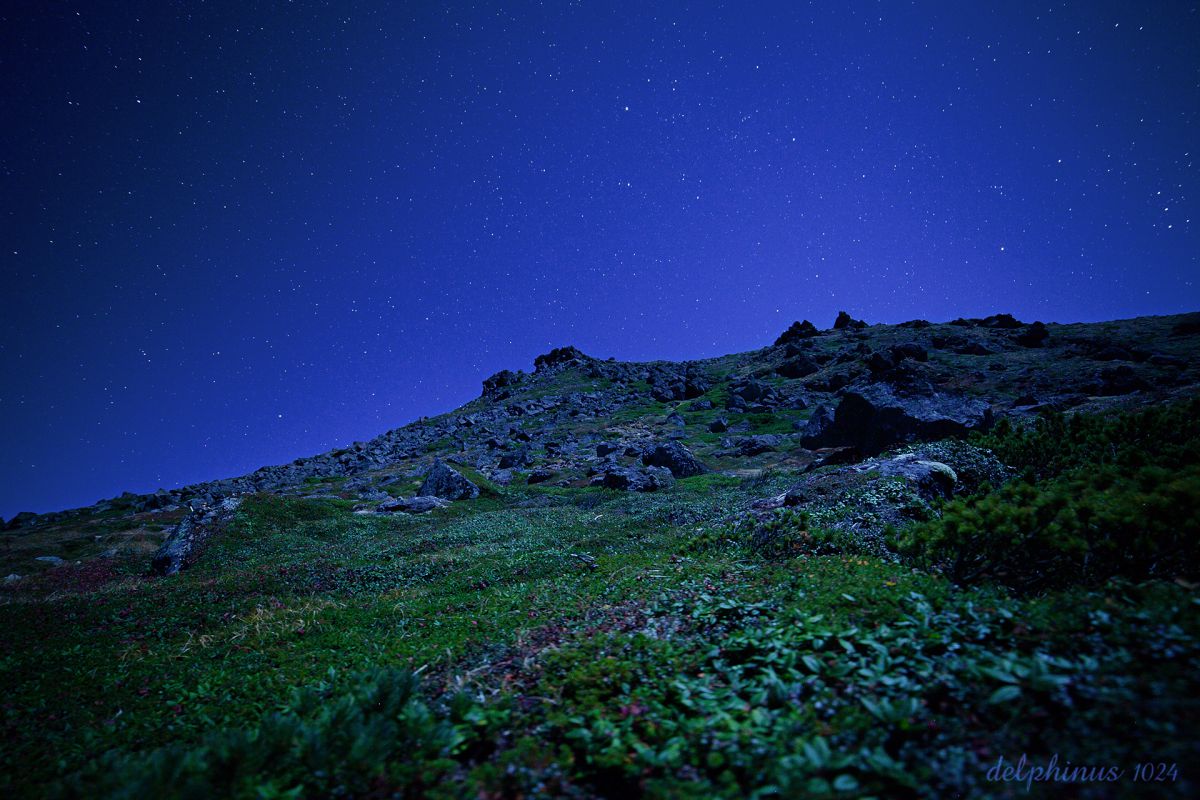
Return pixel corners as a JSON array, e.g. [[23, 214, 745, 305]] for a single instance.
[[591, 465, 675, 492], [151, 497, 243, 576], [641, 441, 708, 477], [807, 383, 993, 455], [417, 460, 480, 500]]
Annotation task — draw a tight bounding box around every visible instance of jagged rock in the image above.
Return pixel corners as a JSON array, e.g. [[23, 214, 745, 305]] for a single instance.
[[866, 351, 894, 373], [526, 469, 554, 484], [729, 379, 775, 405], [641, 441, 708, 477], [534, 346, 587, 372], [377, 496, 448, 514], [804, 368, 858, 393], [979, 313, 1024, 329], [809, 383, 993, 455], [417, 460, 479, 500], [775, 320, 820, 345], [591, 466, 675, 492], [498, 448, 530, 469], [833, 311, 867, 330], [482, 369, 519, 399], [800, 405, 836, 448], [891, 343, 929, 363], [777, 354, 819, 378], [151, 497, 243, 576], [649, 368, 710, 402], [1015, 322, 1049, 347], [489, 469, 514, 486], [4, 511, 39, 531], [725, 435, 782, 456], [957, 341, 996, 356]]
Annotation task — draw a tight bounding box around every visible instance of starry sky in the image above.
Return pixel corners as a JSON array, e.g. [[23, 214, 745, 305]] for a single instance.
[[1, 1, 1197, 519]]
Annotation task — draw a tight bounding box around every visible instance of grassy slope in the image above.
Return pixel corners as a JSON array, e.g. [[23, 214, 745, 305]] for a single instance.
[[2, 468, 1198, 798], [3, 313, 1200, 798]]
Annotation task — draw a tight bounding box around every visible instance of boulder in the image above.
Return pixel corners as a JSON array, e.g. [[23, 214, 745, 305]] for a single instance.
[[979, 313, 1024, 329], [4, 511, 39, 531], [774, 320, 820, 345], [777, 354, 820, 379], [850, 453, 958, 498], [417, 460, 480, 500], [378, 496, 449, 514], [728, 435, 782, 456], [526, 468, 554, 484], [729, 379, 775, 405], [833, 311, 868, 330], [1014, 322, 1049, 348], [534, 346, 587, 372], [809, 384, 993, 455], [641, 441, 709, 477], [591, 466, 675, 492], [151, 497, 243, 576], [482, 369, 519, 399], [498, 448, 530, 469], [708, 417, 729, 433], [890, 343, 929, 363], [799, 405, 836, 448]]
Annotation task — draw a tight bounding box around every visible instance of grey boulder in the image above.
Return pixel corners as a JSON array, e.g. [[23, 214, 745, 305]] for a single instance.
[[591, 466, 675, 492], [641, 441, 709, 478], [152, 497, 243, 576], [378, 496, 449, 514], [417, 460, 479, 500], [808, 383, 993, 455]]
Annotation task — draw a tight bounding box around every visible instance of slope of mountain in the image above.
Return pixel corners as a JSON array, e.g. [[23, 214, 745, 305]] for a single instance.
[[2, 311, 1199, 798]]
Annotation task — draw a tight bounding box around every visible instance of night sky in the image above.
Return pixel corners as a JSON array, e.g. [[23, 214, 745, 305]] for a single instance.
[[1, 2, 1197, 519]]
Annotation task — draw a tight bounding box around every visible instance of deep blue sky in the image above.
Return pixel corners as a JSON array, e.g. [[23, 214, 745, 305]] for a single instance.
[[1, 1, 1197, 518]]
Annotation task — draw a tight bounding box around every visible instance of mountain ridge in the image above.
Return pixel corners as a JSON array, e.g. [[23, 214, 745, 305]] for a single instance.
[[7, 309, 1199, 531]]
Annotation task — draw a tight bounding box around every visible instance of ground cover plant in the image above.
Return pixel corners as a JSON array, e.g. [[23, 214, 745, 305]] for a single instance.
[[4, 313, 1200, 798]]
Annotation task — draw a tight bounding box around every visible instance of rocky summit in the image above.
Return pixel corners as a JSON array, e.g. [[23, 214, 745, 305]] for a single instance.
[[3, 311, 1200, 798]]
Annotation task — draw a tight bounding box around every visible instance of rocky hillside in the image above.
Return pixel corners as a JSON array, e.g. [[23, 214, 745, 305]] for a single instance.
[[5, 310, 1198, 539], [2, 311, 1199, 799]]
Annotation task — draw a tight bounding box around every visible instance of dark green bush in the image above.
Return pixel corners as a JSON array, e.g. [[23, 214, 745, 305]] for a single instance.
[[973, 397, 1200, 481], [53, 668, 477, 799], [895, 463, 1200, 592]]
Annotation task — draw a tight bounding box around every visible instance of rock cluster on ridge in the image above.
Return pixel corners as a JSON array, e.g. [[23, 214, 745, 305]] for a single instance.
[[5, 311, 1200, 575]]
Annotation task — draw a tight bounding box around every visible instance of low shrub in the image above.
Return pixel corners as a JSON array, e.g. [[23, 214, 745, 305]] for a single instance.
[[53, 668, 480, 799], [895, 462, 1200, 592]]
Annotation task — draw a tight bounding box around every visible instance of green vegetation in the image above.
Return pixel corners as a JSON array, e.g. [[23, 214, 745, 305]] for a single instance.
[[3, 400, 1199, 797], [898, 399, 1200, 592]]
